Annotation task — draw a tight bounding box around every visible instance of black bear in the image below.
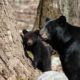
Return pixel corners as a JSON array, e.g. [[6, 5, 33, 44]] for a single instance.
[[22, 29, 53, 72], [40, 16, 80, 80]]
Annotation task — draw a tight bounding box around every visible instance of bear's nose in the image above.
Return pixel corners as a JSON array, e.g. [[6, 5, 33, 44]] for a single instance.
[[27, 39, 33, 46], [41, 33, 48, 40], [40, 31, 48, 40], [40, 28, 48, 40]]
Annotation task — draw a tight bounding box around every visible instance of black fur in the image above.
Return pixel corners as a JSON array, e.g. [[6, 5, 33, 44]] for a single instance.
[[22, 29, 52, 72], [40, 16, 80, 80]]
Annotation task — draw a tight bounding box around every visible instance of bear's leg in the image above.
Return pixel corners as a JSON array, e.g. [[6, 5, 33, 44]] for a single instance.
[[32, 55, 40, 69], [42, 54, 51, 71]]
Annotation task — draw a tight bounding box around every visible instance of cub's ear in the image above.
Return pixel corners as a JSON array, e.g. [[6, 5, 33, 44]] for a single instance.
[[22, 29, 28, 35], [45, 17, 50, 22], [34, 30, 40, 35], [58, 15, 66, 26]]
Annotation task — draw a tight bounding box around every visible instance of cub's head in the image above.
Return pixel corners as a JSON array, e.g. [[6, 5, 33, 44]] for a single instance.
[[22, 29, 39, 46]]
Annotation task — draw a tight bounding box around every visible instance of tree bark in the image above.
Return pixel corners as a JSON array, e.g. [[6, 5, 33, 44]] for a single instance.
[[59, 0, 80, 26], [0, 0, 40, 80], [33, 0, 80, 31], [33, 0, 61, 30]]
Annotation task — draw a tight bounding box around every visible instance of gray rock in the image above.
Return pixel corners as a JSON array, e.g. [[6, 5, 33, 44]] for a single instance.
[[37, 71, 68, 80]]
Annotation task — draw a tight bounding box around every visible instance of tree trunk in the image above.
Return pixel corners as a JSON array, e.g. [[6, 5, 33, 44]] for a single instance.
[[59, 0, 80, 26], [33, 0, 80, 31], [0, 0, 40, 80], [33, 0, 61, 30]]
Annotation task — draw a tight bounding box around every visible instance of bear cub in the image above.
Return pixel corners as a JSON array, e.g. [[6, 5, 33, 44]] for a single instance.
[[22, 29, 52, 72]]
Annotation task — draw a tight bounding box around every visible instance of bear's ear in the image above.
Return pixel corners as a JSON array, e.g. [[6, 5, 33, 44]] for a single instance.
[[22, 29, 28, 34], [58, 15, 66, 26], [34, 30, 39, 35], [45, 17, 50, 22]]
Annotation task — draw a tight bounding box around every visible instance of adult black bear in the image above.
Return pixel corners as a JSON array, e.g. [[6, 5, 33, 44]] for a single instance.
[[40, 16, 80, 80], [22, 29, 52, 72]]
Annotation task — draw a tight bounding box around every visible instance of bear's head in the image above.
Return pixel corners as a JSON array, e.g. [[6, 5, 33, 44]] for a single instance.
[[22, 29, 39, 47], [40, 16, 66, 41]]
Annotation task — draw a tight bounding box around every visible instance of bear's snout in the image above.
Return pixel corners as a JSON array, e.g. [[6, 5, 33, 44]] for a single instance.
[[27, 39, 33, 46]]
